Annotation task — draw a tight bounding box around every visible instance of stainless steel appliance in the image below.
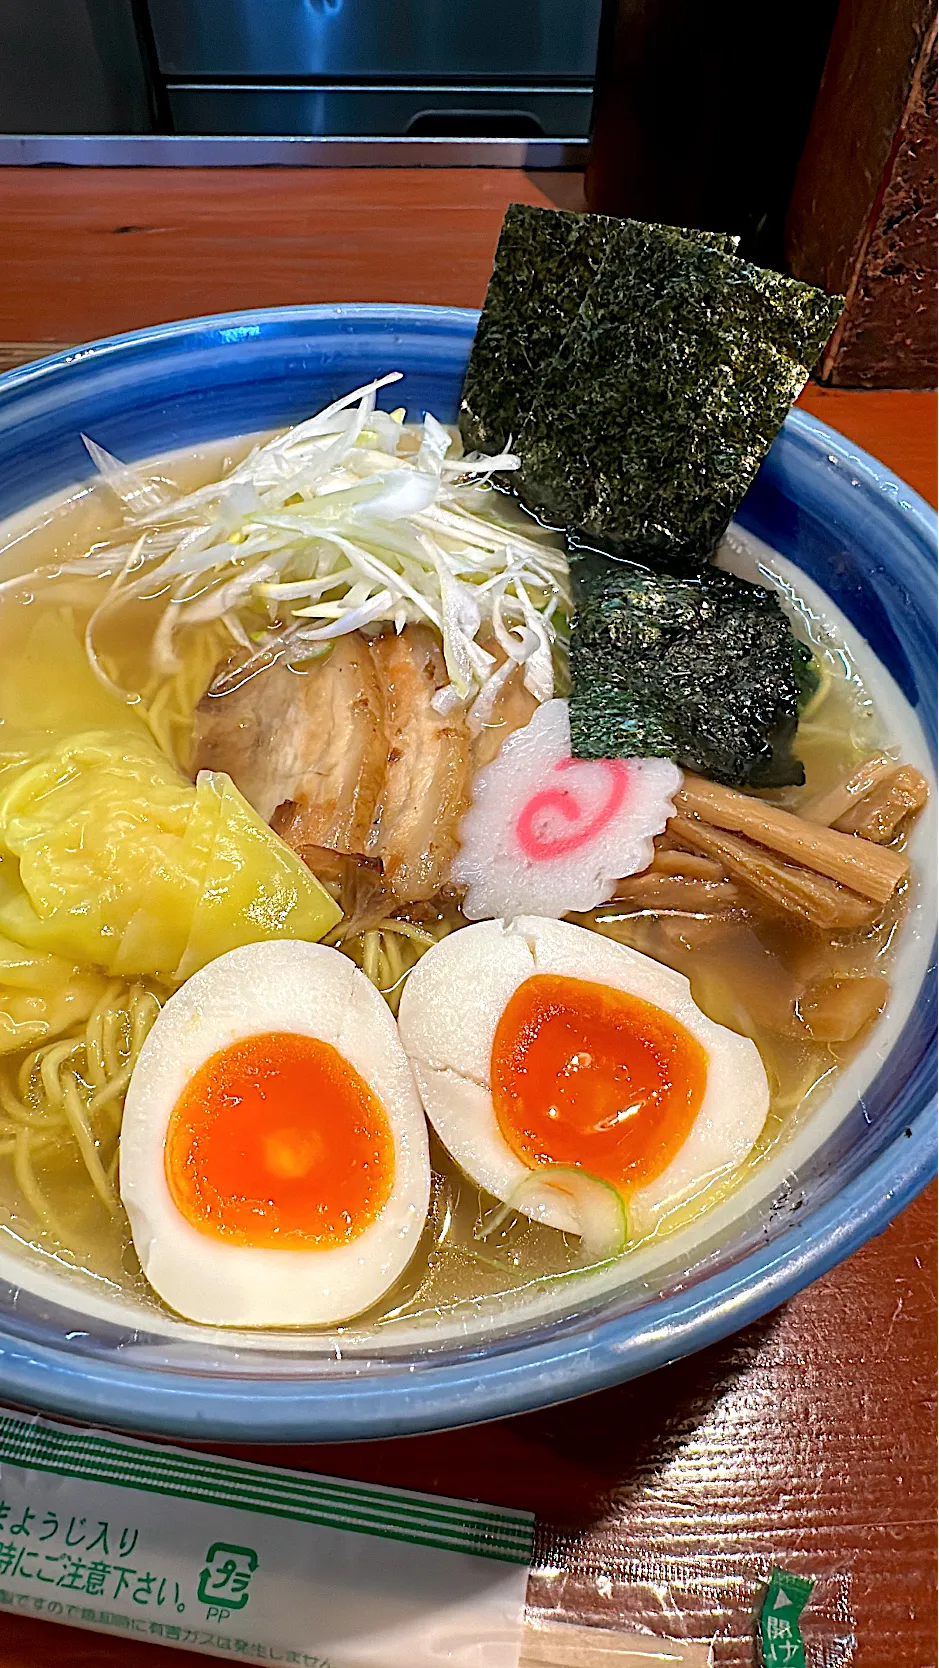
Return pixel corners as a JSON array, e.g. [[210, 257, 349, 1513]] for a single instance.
[[147, 0, 601, 139]]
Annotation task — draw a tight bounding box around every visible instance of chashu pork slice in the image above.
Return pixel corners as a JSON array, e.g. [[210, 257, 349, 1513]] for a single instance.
[[469, 642, 540, 773], [368, 625, 471, 902], [192, 633, 387, 855]]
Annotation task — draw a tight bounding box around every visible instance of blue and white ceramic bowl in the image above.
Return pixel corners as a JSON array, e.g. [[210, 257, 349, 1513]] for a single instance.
[[0, 306, 934, 1441]]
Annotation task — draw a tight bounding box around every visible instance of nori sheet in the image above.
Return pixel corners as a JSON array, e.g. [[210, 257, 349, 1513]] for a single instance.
[[460, 204, 740, 466], [460, 205, 842, 570], [568, 554, 818, 788], [459, 208, 609, 463]]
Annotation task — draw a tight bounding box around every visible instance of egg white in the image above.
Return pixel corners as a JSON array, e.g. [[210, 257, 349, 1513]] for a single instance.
[[397, 916, 769, 1239], [120, 940, 431, 1327]]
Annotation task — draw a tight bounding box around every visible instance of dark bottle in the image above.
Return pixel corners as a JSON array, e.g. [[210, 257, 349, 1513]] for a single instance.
[[586, 0, 839, 268]]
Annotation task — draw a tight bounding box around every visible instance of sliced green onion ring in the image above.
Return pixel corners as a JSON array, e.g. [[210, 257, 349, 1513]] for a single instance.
[[477, 1166, 628, 1263]]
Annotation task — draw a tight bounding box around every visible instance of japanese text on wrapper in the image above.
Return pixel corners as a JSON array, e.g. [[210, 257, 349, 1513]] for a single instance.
[[0, 1495, 182, 1610], [0, 1591, 330, 1665], [0, 1490, 329, 1661]]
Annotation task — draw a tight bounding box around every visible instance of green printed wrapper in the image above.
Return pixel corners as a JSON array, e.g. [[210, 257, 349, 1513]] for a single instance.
[[759, 1568, 814, 1666], [0, 1410, 533, 1665]]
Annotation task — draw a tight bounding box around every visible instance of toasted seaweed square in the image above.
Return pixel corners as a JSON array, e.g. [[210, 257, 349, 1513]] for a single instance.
[[568, 553, 818, 788], [460, 206, 842, 570], [460, 206, 610, 461], [460, 204, 740, 465]]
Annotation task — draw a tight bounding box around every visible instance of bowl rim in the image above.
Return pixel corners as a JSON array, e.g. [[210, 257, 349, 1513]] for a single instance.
[[0, 302, 934, 1442]]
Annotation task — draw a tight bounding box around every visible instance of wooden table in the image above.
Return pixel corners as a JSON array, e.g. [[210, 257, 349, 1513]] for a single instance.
[[0, 168, 935, 1668]]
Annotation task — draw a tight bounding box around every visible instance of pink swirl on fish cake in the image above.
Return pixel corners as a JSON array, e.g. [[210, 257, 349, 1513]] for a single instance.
[[515, 758, 632, 860]]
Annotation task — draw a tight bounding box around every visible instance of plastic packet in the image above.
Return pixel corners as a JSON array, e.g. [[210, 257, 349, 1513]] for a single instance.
[[0, 1406, 853, 1666], [0, 1408, 533, 1665], [527, 1523, 855, 1667]]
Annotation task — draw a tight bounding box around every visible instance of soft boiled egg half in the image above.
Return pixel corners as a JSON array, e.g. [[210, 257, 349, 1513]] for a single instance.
[[120, 941, 430, 1327], [397, 917, 769, 1250]]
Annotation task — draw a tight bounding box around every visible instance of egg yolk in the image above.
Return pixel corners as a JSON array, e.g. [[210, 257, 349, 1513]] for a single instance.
[[165, 1032, 394, 1249], [491, 975, 707, 1195]]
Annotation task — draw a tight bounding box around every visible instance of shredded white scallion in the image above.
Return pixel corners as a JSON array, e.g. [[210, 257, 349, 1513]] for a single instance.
[[27, 375, 572, 714]]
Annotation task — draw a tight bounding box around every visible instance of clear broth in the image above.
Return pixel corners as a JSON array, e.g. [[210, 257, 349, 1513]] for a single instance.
[[0, 437, 912, 1330]]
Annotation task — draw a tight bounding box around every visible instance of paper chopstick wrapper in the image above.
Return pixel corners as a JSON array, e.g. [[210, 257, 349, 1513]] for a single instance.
[[0, 1409, 533, 1665]]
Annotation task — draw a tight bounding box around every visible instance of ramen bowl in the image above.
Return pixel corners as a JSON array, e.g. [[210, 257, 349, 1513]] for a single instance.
[[0, 305, 934, 1441]]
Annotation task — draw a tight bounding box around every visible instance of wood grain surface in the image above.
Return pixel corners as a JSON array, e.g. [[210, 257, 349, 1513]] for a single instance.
[[0, 168, 584, 349], [785, 0, 938, 388], [0, 167, 934, 1668]]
